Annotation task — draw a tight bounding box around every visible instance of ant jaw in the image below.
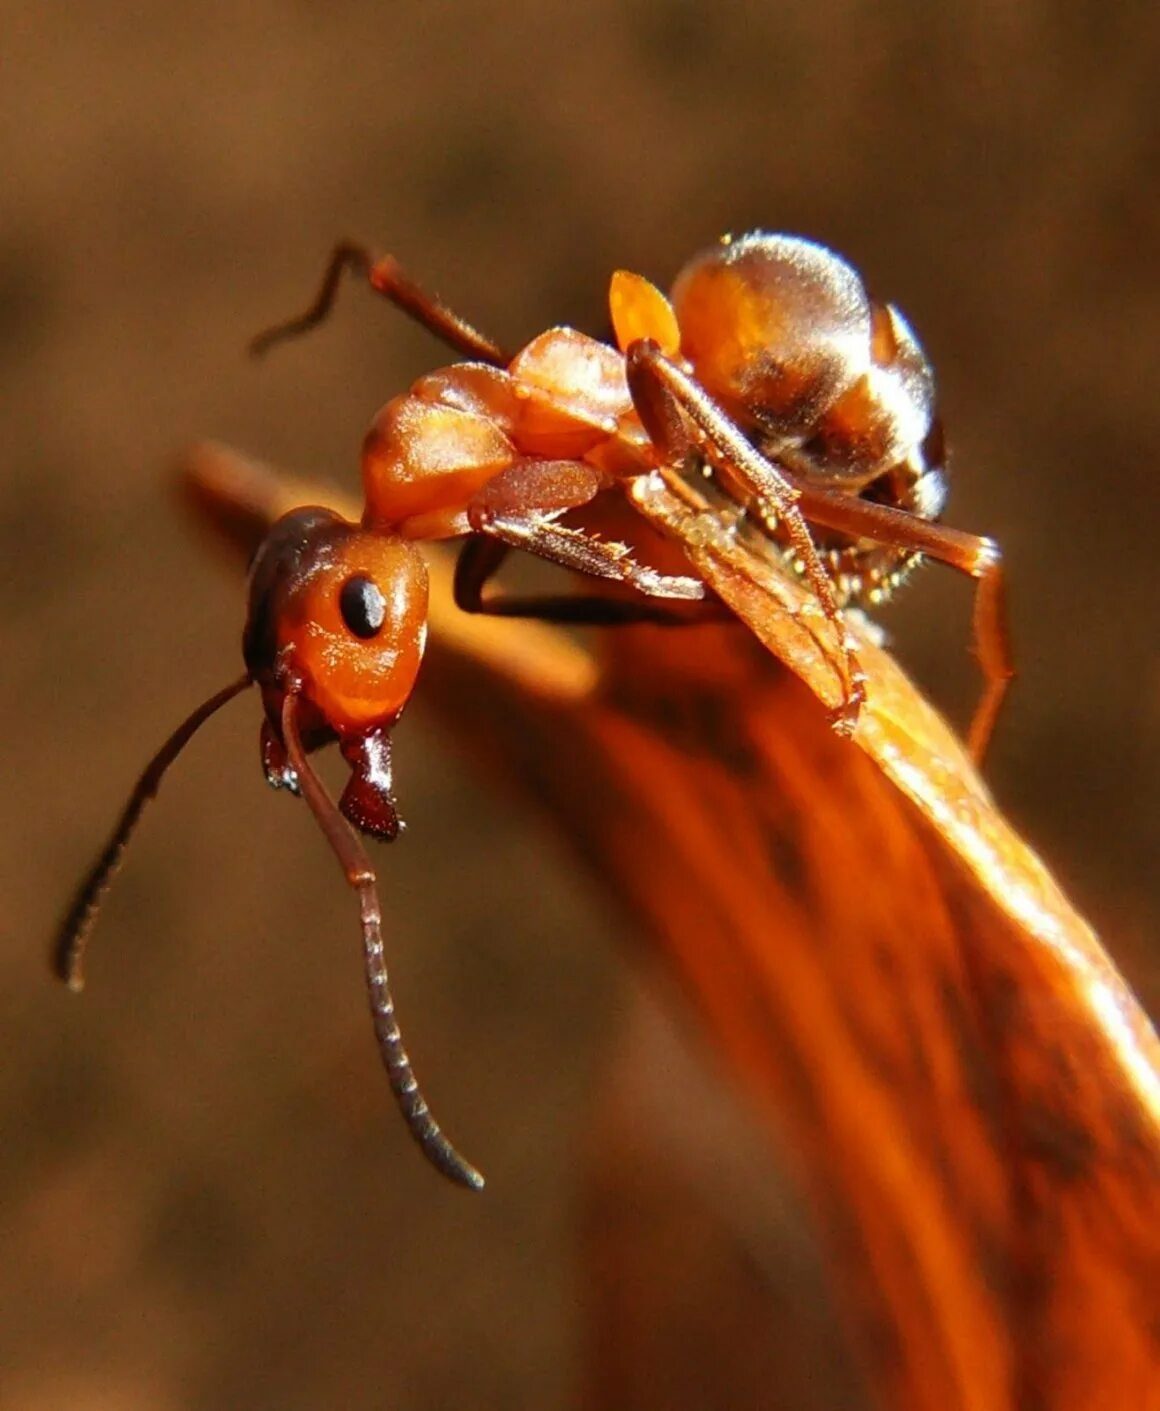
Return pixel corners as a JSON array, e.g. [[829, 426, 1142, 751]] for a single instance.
[[257, 681, 402, 839], [339, 727, 403, 841]]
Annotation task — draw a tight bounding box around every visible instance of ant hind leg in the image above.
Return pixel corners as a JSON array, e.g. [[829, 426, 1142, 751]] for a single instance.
[[786, 480, 1015, 763], [249, 241, 509, 365]]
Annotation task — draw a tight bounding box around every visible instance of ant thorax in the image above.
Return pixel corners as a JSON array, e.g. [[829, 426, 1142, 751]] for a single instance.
[[670, 232, 950, 608]]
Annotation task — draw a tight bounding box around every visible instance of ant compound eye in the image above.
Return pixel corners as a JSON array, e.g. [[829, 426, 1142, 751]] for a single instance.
[[339, 575, 387, 639]]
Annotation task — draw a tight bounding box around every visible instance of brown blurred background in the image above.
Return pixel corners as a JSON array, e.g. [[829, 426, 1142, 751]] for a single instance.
[[2, 2, 1157, 1408]]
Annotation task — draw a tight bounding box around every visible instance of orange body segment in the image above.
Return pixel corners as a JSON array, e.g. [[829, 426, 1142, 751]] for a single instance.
[[808, 374, 899, 480], [508, 328, 634, 456], [277, 536, 429, 735], [671, 235, 869, 434], [362, 394, 517, 528], [410, 363, 525, 426], [244, 511, 431, 738]]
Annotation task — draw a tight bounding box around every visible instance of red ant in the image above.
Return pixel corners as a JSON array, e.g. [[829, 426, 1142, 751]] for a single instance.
[[53, 232, 1012, 1190]]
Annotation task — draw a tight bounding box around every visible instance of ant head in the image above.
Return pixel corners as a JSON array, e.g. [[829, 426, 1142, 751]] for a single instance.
[[243, 508, 428, 838], [244, 507, 429, 732]]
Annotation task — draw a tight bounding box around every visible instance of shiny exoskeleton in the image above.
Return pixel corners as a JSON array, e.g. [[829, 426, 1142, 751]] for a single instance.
[[52, 231, 1012, 1192], [669, 233, 949, 605]]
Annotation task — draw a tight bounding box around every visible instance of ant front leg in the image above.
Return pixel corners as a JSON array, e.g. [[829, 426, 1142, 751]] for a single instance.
[[624, 339, 867, 734], [454, 536, 723, 626], [457, 460, 713, 625], [788, 482, 1015, 764], [249, 241, 509, 366]]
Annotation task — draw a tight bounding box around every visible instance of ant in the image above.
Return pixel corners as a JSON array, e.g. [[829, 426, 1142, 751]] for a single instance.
[[53, 231, 1012, 1191]]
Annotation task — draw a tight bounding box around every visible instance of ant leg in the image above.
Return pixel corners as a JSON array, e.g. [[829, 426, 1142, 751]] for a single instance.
[[625, 339, 866, 733], [787, 482, 1015, 763], [280, 691, 484, 1191], [454, 533, 722, 626], [457, 459, 711, 622], [249, 241, 509, 365]]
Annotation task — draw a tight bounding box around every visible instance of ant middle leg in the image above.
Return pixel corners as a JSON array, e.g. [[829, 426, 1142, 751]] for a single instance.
[[249, 241, 509, 365], [624, 339, 866, 732]]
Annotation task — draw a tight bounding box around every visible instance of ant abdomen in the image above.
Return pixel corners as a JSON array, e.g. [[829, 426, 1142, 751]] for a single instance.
[[671, 232, 941, 498]]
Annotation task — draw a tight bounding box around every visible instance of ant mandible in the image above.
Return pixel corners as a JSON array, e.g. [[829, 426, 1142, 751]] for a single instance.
[[53, 232, 1013, 1191]]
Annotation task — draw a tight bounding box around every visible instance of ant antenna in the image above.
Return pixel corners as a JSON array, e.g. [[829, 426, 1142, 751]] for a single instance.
[[280, 691, 485, 1191], [52, 674, 253, 991]]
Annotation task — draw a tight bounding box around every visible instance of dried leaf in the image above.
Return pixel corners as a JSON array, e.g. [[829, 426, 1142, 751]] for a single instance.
[[183, 442, 1160, 1411]]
